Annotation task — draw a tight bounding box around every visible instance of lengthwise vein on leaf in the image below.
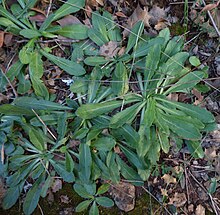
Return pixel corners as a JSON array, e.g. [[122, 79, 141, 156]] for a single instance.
[[58, 0, 219, 92]]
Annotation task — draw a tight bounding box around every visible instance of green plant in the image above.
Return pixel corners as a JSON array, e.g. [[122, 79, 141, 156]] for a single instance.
[[0, 1, 217, 215], [0, 0, 87, 99], [74, 183, 114, 214]]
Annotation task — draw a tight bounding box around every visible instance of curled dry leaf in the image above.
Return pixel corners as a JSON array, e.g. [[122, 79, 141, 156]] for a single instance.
[[162, 174, 177, 185], [127, 4, 151, 28], [99, 41, 119, 58], [169, 192, 187, 207], [195, 204, 205, 215]]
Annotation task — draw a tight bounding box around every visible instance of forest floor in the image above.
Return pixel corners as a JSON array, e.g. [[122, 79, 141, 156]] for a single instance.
[[0, 0, 220, 214]]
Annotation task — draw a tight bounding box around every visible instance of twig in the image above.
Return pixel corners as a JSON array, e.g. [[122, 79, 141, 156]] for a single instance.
[[183, 154, 190, 204], [0, 69, 18, 98], [188, 171, 220, 215], [201, 0, 220, 37], [142, 186, 173, 215], [46, 0, 53, 17], [31, 109, 57, 141], [37, 203, 44, 215]]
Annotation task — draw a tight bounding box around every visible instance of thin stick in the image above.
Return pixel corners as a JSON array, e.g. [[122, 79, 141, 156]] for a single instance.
[[142, 186, 173, 215], [201, 0, 220, 37], [188, 171, 220, 215], [31, 109, 57, 141], [0, 69, 18, 98]]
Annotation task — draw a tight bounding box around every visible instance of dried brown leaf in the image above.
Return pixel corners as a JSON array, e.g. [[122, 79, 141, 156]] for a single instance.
[[99, 41, 119, 58], [29, 14, 46, 22], [161, 188, 168, 197], [0, 31, 4, 48], [60, 195, 71, 204], [57, 15, 81, 26], [162, 174, 177, 185], [86, 0, 99, 8], [96, 0, 104, 6], [205, 147, 217, 160], [154, 19, 170, 30], [109, 182, 135, 212], [3, 34, 13, 47], [127, 4, 151, 28], [169, 192, 187, 207], [149, 6, 166, 25], [115, 11, 127, 18], [195, 204, 205, 215], [51, 179, 62, 193]]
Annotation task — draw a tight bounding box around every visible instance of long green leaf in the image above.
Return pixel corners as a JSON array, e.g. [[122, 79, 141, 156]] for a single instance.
[[112, 62, 129, 96], [76, 100, 123, 119], [13, 97, 71, 110], [88, 28, 108, 46], [53, 0, 85, 21], [0, 6, 27, 29], [56, 24, 88, 39], [2, 185, 21, 209], [40, 50, 86, 76], [92, 11, 109, 42], [89, 201, 99, 215], [0, 104, 34, 116], [23, 175, 44, 215], [126, 21, 144, 53], [28, 128, 45, 151], [79, 143, 92, 183], [110, 102, 145, 128], [75, 200, 93, 212], [160, 113, 201, 139], [156, 97, 215, 124], [50, 160, 75, 182], [164, 71, 205, 94], [95, 197, 114, 207]]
